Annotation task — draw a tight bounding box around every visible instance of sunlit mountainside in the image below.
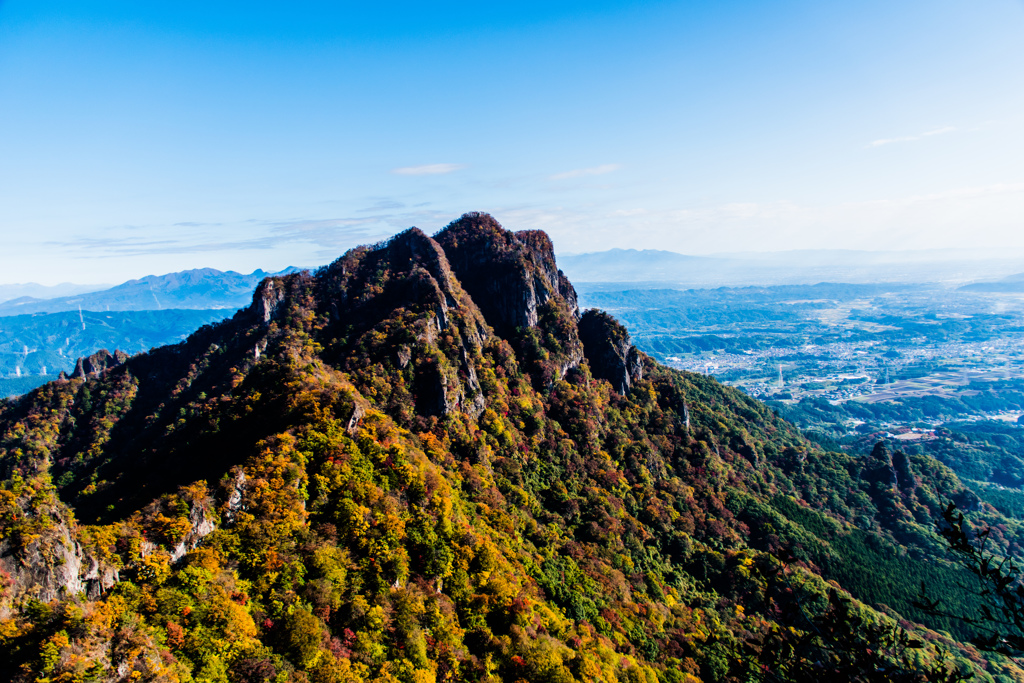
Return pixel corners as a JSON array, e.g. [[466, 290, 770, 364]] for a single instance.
[[1, 213, 1020, 682]]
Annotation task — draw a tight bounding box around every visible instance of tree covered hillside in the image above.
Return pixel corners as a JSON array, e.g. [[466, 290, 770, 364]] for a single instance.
[[0, 214, 1018, 682]]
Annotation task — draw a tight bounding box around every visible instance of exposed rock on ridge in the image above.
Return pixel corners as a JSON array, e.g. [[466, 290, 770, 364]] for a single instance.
[[578, 309, 644, 394], [434, 213, 585, 383], [0, 498, 117, 617], [169, 499, 217, 563], [310, 214, 648, 405], [434, 213, 579, 335], [71, 349, 129, 379], [315, 227, 493, 418], [252, 272, 313, 325]]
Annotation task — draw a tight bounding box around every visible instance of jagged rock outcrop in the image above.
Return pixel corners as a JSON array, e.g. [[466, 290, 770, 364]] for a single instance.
[[433, 213, 584, 383], [169, 500, 217, 563], [316, 221, 578, 416], [0, 515, 82, 617], [252, 273, 307, 325], [0, 498, 116, 616], [578, 309, 644, 394], [318, 227, 485, 336], [82, 556, 119, 601], [312, 230, 461, 416], [72, 348, 129, 378], [223, 469, 247, 525], [1, 494, 223, 612], [435, 213, 579, 335]]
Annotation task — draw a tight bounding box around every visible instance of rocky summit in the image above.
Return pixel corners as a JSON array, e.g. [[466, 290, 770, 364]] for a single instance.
[[0, 213, 1012, 682]]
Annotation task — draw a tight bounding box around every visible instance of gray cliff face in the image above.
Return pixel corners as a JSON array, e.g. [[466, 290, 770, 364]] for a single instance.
[[515, 229, 580, 319], [251, 214, 593, 415], [252, 277, 289, 324], [0, 494, 221, 617], [381, 229, 490, 418], [169, 500, 217, 563], [577, 309, 644, 395], [72, 348, 129, 379], [392, 227, 491, 352], [0, 498, 117, 618], [434, 213, 584, 381], [224, 469, 247, 524], [435, 214, 580, 336], [314, 227, 493, 418]]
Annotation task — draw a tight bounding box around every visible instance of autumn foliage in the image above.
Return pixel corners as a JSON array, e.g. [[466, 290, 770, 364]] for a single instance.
[[0, 215, 1011, 682]]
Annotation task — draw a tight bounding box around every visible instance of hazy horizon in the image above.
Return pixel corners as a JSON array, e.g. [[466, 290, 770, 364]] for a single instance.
[[7, 243, 1024, 290]]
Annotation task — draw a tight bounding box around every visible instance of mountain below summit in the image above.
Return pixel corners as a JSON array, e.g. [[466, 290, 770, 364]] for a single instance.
[[0, 213, 1013, 682], [0, 267, 303, 317]]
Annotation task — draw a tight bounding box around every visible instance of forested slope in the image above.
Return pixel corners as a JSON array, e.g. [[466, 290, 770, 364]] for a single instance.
[[0, 214, 1016, 682]]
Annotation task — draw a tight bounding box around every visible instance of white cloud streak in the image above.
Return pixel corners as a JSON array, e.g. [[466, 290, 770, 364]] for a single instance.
[[44, 205, 461, 261], [391, 163, 466, 176], [550, 164, 620, 180], [869, 126, 956, 147]]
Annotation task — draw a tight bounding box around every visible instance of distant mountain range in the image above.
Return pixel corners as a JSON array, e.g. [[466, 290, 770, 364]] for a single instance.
[[0, 282, 110, 304], [6, 251, 1022, 320], [0, 309, 235, 387], [959, 271, 1024, 293], [0, 267, 304, 396], [558, 248, 1024, 288], [0, 267, 302, 317], [3, 249, 1023, 398]]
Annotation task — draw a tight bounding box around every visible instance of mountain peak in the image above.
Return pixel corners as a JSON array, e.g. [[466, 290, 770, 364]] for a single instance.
[[434, 210, 507, 241], [434, 213, 579, 334]]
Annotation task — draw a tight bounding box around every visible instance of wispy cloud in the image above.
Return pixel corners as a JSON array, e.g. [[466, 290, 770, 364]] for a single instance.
[[357, 199, 406, 213], [47, 208, 459, 260], [550, 164, 620, 180], [46, 234, 280, 257], [869, 126, 956, 147], [391, 163, 466, 176]]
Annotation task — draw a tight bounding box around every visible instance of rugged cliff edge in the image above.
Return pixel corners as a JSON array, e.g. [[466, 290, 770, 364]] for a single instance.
[[577, 310, 643, 395]]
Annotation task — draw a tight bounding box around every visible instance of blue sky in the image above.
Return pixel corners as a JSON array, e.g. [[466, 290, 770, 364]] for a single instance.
[[1, 0, 1023, 283]]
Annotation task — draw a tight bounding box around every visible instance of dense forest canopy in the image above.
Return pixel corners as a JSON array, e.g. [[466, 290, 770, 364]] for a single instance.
[[1, 213, 1020, 682]]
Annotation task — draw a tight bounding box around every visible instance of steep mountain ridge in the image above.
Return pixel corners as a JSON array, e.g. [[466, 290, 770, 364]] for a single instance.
[[0, 214, 1015, 682]]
